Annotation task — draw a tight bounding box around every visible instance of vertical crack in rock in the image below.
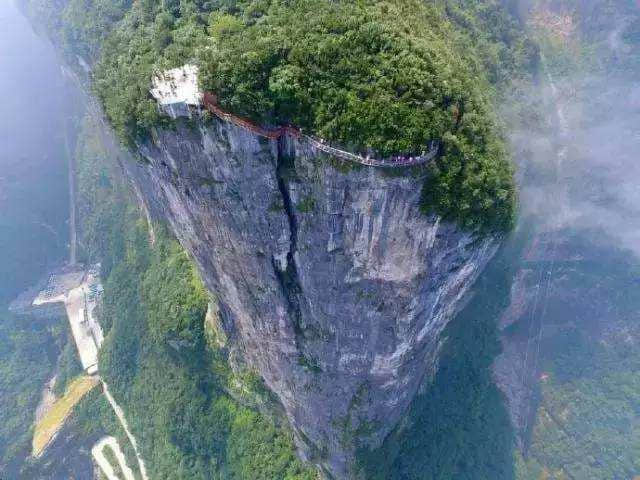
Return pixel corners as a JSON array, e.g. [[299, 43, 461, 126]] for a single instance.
[[274, 138, 307, 357], [126, 122, 500, 479]]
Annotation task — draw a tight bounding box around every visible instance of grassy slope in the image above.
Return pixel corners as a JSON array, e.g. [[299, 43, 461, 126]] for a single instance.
[[32, 375, 100, 457], [102, 444, 127, 480]]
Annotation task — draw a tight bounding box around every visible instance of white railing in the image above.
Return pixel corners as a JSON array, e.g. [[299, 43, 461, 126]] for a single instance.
[[302, 135, 439, 168]]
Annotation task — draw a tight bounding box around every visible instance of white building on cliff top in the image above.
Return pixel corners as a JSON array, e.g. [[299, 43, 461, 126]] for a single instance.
[[150, 64, 202, 118]]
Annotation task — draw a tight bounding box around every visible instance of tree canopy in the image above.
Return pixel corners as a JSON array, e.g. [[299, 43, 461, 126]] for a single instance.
[[20, 0, 537, 229]]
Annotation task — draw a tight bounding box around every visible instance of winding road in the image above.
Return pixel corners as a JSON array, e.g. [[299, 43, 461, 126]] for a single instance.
[[92, 436, 136, 480], [102, 381, 150, 480]]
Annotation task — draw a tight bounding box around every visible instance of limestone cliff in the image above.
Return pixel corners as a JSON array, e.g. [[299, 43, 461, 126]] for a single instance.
[[122, 117, 499, 478]]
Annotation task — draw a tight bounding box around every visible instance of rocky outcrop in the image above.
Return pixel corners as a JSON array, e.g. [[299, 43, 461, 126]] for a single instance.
[[122, 117, 499, 478], [491, 263, 540, 449]]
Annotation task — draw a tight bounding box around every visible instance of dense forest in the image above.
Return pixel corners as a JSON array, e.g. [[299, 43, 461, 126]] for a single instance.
[[514, 237, 640, 479], [0, 314, 62, 473], [19, 0, 539, 231], [6, 0, 640, 478], [6, 0, 540, 477]]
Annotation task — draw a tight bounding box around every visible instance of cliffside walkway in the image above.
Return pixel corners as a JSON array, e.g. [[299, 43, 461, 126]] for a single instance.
[[202, 93, 439, 168]]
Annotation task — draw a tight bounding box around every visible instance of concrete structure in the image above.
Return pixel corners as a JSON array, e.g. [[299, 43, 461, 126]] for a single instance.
[[150, 64, 202, 119], [31, 265, 104, 374], [16, 265, 148, 475], [32, 267, 85, 306], [102, 382, 150, 480]]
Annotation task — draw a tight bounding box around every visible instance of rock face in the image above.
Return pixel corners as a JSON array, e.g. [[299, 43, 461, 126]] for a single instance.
[[492, 265, 540, 449], [124, 117, 499, 478]]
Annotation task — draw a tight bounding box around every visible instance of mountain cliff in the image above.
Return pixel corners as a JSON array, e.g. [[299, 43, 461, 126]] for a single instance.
[[121, 118, 499, 476], [15, 0, 535, 477]]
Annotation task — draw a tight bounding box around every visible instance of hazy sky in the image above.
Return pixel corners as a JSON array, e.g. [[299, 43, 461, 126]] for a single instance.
[[0, 1, 78, 163], [0, 0, 81, 301]]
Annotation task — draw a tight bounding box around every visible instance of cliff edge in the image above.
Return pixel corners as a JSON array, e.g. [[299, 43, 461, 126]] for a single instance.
[[124, 117, 499, 478]]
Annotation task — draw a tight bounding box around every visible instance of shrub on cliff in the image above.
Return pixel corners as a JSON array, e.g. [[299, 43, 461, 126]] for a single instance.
[[98, 227, 316, 480]]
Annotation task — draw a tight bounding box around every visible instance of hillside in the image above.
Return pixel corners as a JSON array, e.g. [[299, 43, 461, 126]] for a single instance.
[[13, 1, 538, 478]]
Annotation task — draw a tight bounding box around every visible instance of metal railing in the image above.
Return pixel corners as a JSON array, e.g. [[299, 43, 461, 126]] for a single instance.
[[202, 92, 439, 168], [303, 135, 439, 168]]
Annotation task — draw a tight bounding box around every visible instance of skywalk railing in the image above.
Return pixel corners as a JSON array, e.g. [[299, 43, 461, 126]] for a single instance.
[[201, 92, 439, 168]]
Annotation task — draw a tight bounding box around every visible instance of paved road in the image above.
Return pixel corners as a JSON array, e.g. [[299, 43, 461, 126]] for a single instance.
[[92, 436, 136, 480], [102, 381, 150, 480], [63, 115, 77, 265]]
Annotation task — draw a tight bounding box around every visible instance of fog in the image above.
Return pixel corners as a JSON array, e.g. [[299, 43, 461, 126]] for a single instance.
[[0, 0, 81, 301], [514, 72, 640, 255], [511, 3, 640, 257], [556, 75, 640, 254], [488, 4, 640, 473]]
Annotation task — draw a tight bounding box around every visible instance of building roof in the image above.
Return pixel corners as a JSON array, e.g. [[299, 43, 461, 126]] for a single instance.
[[150, 64, 202, 106]]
